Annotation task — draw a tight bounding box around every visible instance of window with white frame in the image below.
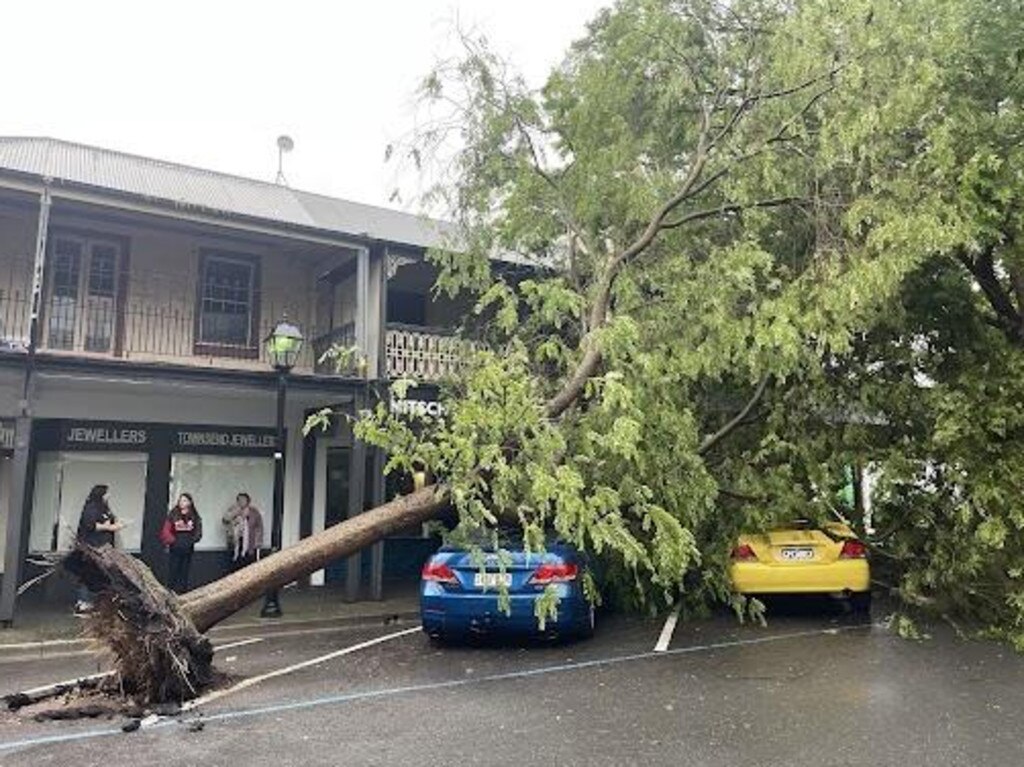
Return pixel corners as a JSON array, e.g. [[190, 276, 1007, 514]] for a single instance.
[[197, 253, 259, 352], [46, 234, 123, 354]]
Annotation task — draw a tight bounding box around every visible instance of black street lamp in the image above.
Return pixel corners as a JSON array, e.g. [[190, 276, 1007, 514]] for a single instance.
[[260, 318, 304, 618]]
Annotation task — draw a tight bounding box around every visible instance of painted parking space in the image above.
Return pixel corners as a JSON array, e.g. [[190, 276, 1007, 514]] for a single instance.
[[8, 606, 1023, 767], [4, 620, 879, 763]]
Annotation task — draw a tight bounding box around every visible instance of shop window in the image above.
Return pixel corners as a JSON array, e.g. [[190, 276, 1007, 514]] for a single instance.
[[170, 454, 274, 551], [29, 452, 147, 553], [196, 252, 260, 356]]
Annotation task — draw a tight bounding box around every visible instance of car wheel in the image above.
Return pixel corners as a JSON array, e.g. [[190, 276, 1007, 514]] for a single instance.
[[849, 591, 872, 615]]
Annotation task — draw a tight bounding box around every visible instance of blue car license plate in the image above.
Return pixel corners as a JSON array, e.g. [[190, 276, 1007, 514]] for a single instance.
[[473, 572, 512, 589]]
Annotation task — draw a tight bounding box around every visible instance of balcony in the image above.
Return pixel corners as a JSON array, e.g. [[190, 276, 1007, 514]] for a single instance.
[[0, 251, 358, 375], [0, 290, 327, 371], [0, 256, 476, 382], [384, 323, 476, 382], [311, 322, 357, 375]]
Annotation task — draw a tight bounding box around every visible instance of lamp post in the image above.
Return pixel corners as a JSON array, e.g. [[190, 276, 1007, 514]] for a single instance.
[[260, 318, 304, 618]]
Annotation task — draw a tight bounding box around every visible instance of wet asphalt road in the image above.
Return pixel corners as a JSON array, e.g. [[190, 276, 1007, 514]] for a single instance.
[[1, 602, 1022, 767]]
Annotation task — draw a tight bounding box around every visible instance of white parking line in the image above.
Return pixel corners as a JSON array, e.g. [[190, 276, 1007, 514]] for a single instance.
[[213, 637, 264, 652], [5, 637, 266, 701], [1, 618, 416, 665], [654, 603, 681, 652], [182, 625, 421, 711]]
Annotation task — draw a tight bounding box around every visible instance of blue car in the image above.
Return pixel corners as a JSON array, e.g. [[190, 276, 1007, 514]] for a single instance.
[[420, 541, 596, 642]]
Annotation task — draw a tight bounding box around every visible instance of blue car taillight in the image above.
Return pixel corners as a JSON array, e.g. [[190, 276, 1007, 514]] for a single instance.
[[529, 563, 578, 585], [422, 561, 458, 584]]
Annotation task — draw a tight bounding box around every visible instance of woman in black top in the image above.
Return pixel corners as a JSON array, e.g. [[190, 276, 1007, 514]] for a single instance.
[[74, 484, 124, 612], [163, 493, 203, 593], [76, 484, 122, 547]]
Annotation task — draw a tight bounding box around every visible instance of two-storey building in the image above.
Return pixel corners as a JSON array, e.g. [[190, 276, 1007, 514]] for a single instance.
[[0, 137, 479, 622]]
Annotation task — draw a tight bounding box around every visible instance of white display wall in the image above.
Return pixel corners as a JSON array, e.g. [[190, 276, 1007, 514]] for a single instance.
[[169, 454, 275, 551], [29, 451, 147, 553]]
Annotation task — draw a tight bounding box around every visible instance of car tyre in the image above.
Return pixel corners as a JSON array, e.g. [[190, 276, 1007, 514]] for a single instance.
[[849, 591, 872, 615]]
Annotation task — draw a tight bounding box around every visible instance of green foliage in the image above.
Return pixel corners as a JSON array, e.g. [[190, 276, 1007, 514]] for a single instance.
[[350, 0, 1024, 643], [359, 346, 702, 609]]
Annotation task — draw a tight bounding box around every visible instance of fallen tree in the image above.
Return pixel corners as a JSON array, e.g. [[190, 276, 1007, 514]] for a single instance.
[[63, 486, 447, 700], [57, 0, 971, 701]]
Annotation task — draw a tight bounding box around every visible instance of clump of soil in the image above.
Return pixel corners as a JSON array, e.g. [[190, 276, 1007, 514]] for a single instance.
[[6, 670, 237, 728], [62, 543, 214, 704]]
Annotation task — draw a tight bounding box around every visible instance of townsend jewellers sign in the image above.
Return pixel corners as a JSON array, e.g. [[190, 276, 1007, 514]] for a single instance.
[[175, 430, 276, 450]]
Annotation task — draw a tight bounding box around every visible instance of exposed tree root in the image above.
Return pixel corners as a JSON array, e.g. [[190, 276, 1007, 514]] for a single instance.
[[63, 544, 213, 704], [4, 676, 106, 712]]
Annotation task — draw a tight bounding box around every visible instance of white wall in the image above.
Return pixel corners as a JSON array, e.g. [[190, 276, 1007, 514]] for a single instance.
[[367, 254, 384, 378], [29, 451, 147, 553], [0, 457, 10, 572]]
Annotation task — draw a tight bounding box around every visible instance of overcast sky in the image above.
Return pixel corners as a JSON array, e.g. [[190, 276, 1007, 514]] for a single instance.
[[0, 0, 608, 209]]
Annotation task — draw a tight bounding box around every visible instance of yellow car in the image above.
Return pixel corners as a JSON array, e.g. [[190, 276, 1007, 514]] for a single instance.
[[729, 520, 871, 612]]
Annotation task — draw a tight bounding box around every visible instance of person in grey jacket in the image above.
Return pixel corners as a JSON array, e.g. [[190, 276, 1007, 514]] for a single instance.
[[222, 492, 264, 570]]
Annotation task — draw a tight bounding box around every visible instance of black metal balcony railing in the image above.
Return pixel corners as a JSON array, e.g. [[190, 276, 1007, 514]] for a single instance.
[[311, 322, 357, 375], [0, 287, 29, 353], [0, 289, 325, 372], [0, 259, 476, 380]]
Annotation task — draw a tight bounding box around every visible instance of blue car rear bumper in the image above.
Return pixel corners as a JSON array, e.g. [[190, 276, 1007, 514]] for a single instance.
[[421, 583, 592, 638]]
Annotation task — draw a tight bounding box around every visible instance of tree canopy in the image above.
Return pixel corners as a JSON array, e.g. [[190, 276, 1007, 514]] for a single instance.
[[365, 0, 1024, 639]]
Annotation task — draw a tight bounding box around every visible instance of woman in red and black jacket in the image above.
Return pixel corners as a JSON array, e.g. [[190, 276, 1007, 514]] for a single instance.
[[160, 493, 203, 593]]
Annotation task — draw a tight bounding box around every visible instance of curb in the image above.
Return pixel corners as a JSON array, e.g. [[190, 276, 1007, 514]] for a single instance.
[[209, 608, 421, 636], [0, 608, 422, 662]]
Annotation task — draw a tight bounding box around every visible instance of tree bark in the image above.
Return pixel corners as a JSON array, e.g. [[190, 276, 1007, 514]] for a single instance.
[[181, 486, 447, 632]]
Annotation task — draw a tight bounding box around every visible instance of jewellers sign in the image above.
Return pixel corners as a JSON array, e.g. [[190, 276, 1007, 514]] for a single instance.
[[174, 427, 277, 453], [62, 423, 150, 448]]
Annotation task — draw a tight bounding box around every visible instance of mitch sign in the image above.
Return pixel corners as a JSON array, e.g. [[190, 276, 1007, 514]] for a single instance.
[[389, 398, 445, 418]]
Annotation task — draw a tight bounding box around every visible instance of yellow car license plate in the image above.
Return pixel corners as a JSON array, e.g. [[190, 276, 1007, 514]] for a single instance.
[[780, 547, 815, 561]]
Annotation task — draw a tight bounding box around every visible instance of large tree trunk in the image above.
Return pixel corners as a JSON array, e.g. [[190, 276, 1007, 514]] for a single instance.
[[62, 485, 447, 703], [181, 485, 447, 632]]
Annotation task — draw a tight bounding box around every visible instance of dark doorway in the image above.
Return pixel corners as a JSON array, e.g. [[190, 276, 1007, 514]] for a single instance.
[[324, 447, 350, 584]]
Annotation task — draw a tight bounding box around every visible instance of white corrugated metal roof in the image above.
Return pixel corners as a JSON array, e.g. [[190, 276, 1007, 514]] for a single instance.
[[0, 137, 448, 248]]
